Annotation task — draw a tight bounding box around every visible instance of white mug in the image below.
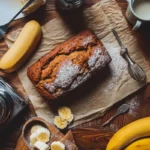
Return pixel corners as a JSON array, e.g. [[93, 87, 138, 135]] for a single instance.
[[126, 0, 150, 31]]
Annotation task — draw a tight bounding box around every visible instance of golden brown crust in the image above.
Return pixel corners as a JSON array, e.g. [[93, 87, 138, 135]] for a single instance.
[[27, 29, 111, 101]]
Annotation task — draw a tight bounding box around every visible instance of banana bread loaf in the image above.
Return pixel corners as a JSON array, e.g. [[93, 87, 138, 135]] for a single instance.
[[27, 29, 111, 101]]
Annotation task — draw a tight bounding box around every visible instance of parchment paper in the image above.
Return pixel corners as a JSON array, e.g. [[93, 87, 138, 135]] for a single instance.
[[5, 0, 150, 127]]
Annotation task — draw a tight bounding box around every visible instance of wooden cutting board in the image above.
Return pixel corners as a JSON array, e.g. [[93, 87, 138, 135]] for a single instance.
[[16, 131, 77, 150], [16, 117, 78, 150], [16, 126, 114, 150]]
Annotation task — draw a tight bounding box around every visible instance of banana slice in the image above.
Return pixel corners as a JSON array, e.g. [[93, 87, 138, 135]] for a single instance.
[[51, 141, 65, 150], [58, 106, 72, 120], [34, 141, 49, 150], [30, 133, 37, 146], [67, 114, 74, 123], [54, 116, 68, 129], [31, 125, 44, 134], [36, 127, 50, 143]]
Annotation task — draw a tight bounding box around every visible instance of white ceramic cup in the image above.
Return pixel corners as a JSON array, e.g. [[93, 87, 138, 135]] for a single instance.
[[126, 0, 150, 31]]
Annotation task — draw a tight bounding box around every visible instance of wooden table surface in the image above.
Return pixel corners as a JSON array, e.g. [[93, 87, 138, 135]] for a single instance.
[[0, 0, 150, 149]]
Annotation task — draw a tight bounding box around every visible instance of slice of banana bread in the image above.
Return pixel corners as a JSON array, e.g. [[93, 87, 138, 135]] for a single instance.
[[27, 29, 111, 101]]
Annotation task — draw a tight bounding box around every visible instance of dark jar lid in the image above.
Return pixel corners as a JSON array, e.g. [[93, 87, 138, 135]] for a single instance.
[[65, 0, 82, 4], [56, 0, 83, 10], [0, 90, 13, 125]]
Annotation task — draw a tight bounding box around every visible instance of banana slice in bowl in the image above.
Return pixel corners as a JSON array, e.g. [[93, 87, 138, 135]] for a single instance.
[[34, 141, 49, 150], [22, 117, 51, 149], [51, 141, 65, 150], [36, 127, 50, 143], [30, 132, 38, 146], [31, 124, 44, 134]]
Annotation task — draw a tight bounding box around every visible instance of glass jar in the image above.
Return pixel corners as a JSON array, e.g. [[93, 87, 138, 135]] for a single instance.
[[0, 90, 13, 125], [56, 0, 83, 10], [0, 77, 27, 131]]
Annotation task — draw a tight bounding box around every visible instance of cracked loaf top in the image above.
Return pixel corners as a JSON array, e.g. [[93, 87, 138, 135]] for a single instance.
[[27, 29, 112, 101]]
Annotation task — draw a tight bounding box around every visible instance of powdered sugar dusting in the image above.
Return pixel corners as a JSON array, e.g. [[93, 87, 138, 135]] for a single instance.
[[95, 53, 110, 70], [127, 97, 140, 116], [82, 36, 93, 46], [44, 60, 80, 93], [70, 47, 110, 90], [88, 46, 110, 72], [88, 47, 102, 68], [44, 43, 111, 95], [103, 42, 128, 94], [110, 124, 118, 131], [70, 72, 91, 90]]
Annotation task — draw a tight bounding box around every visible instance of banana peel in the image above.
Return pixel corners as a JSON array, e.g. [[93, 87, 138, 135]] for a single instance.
[[106, 117, 150, 150], [125, 138, 150, 150]]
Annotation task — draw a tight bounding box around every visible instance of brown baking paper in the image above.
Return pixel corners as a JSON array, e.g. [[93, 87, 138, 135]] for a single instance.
[[5, 0, 150, 127]]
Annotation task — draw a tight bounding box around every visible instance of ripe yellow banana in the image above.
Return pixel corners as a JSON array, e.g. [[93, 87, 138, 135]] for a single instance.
[[106, 117, 150, 150], [51, 141, 65, 150], [125, 138, 150, 150], [54, 116, 68, 129]]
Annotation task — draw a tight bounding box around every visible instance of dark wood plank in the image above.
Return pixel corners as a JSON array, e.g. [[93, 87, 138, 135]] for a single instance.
[[72, 128, 114, 150]]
